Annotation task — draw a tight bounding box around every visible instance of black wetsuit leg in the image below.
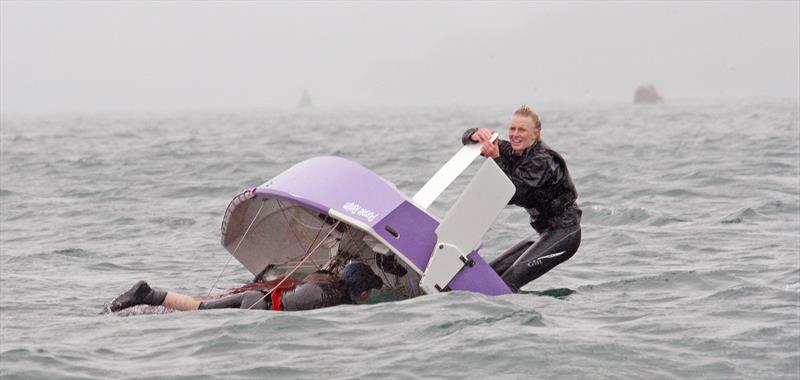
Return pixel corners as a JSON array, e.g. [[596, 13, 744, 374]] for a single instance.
[[198, 290, 271, 310], [490, 235, 538, 275], [240, 291, 269, 310], [499, 225, 581, 292]]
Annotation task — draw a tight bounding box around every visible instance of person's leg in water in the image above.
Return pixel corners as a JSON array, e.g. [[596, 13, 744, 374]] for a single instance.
[[109, 281, 268, 312], [198, 291, 269, 310], [490, 235, 537, 275], [108, 281, 171, 312], [499, 225, 581, 292]]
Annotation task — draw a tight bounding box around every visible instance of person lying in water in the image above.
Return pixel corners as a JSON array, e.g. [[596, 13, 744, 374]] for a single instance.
[[108, 262, 384, 312]]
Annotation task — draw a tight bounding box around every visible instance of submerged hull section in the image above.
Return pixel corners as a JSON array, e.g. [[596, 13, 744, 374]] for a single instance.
[[221, 156, 511, 297]]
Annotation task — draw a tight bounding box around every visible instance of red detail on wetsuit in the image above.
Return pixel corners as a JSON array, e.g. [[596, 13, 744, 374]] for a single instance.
[[267, 278, 299, 311], [271, 288, 287, 311], [225, 277, 299, 310]]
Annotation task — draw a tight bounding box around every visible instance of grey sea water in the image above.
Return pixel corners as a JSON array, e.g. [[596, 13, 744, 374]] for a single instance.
[[1, 99, 798, 379]]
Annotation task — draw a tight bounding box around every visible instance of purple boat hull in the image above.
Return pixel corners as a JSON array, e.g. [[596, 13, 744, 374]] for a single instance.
[[223, 156, 511, 296]]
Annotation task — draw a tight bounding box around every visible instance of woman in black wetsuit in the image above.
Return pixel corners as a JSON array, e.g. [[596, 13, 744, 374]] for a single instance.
[[463, 105, 582, 292], [107, 262, 384, 312]]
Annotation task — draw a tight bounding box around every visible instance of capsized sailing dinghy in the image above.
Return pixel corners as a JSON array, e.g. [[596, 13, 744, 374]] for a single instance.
[[220, 134, 515, 300]]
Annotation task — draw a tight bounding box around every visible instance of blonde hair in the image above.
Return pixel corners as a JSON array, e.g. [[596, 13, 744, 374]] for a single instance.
[[513, 105, 541, 130]]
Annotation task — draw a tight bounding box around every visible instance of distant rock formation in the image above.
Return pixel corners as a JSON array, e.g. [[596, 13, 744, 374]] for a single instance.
[[298, 88, 312, 108], [633, 84, 664, 104]]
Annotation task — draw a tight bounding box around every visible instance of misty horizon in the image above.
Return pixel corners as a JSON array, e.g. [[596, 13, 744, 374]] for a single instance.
[[1, 1, 798, 114]]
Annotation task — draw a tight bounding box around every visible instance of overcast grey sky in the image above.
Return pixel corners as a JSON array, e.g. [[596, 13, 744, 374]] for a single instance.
[[1, 1, 798, 113]]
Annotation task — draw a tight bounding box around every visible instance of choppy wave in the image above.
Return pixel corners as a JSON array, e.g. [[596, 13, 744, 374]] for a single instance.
[[721, 207, 765, 223], [1, 99, 798, 379]]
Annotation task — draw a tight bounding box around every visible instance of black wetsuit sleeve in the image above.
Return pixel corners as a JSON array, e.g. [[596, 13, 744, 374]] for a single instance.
[[198, 290, 270, 310], [513, 157, 555, 190], [496, 141, 558, 195], [494, 140, 515, 173], [462, 128, 478, 145], [281, 283, 350, 311]]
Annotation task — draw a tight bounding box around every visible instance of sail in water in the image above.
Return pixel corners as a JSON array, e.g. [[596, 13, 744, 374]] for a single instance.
[[298, 88, 312, 108]]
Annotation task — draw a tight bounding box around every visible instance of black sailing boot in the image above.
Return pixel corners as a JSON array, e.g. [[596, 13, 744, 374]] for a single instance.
[[108, 280, 168, 312]]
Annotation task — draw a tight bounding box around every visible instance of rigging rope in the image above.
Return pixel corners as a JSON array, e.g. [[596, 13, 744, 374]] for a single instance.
[[206, 198, 266, 297], [276, 199, 325, 268], [209, 194, 412, 305], [247, 220, 342, 310]]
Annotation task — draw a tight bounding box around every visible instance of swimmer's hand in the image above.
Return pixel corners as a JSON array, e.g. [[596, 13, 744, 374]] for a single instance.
[[480, 139, 500, 158], [470, 128, 499, 158], [470, 128, 495, 143]]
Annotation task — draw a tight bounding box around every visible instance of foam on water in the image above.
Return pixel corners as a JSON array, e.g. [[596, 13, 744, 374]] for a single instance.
[[1, 99, 799, 379]]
